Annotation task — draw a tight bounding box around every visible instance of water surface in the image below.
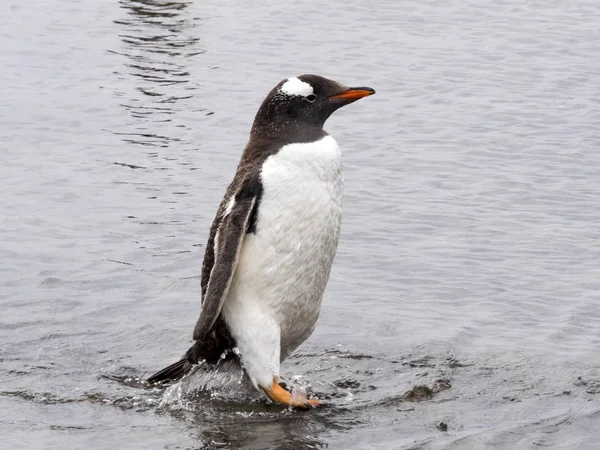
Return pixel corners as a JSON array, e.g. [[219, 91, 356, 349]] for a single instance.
[[2, 0, 600, 448]]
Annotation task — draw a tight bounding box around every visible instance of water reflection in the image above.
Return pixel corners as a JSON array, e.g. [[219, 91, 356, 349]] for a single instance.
[[110, 0, 204, 147]]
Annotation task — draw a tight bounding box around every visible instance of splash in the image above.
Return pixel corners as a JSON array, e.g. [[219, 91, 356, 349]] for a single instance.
[[157, 349, 258, 410]]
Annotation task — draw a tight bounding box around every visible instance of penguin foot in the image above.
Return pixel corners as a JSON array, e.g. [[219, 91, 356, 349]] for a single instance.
[[261, 377, 320, 409]]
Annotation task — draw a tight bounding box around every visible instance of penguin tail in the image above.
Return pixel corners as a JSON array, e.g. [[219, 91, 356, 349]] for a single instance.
[[147, 357, 192, 384]]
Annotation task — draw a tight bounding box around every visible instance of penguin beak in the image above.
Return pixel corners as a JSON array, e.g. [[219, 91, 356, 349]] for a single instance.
[[329, 87, 376, 100]]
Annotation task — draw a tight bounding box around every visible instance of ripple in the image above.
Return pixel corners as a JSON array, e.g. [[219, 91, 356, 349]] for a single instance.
[[4, 0, 600, 448]]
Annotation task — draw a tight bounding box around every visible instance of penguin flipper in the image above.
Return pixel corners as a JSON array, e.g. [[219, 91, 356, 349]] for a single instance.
[[193, 179, 260, 340]]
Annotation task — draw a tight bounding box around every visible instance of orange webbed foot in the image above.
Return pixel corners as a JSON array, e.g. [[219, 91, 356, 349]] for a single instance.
[[261, 377, 320, 409]]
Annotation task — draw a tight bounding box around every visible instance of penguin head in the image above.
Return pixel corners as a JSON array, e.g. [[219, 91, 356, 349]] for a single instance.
[[252, 74, 375, 134]]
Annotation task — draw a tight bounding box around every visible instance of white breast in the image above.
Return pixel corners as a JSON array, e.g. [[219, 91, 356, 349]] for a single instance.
[[224, 135, 343, 362]]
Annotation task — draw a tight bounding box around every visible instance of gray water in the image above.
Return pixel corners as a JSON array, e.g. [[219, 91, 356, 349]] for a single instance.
[[2, 0, 600, 448]]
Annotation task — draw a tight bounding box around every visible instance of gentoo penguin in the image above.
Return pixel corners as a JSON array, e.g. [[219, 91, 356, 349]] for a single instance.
[[147, 75, 375, 408]]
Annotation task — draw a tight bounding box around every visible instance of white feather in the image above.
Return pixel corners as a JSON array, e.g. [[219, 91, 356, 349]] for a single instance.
[[279, 77, 314, 97], [222, 135, 343, 389], [223, 196, 236, 217]]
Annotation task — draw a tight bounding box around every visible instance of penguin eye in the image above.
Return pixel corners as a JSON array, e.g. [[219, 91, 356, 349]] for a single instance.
[[305, 94, 317, 103]]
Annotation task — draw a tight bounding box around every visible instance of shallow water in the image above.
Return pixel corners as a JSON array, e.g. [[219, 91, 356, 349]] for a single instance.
[[2, 0, 600, 448]]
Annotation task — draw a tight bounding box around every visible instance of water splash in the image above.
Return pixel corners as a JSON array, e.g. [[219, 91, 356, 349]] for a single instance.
[[157, 351, 260, 410]]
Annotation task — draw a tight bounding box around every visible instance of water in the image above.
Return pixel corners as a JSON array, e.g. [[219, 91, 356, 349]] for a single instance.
[[2, 0, 600, 448]]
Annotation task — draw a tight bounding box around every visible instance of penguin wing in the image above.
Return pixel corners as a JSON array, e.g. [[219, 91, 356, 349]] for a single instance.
[[192, 176, 261, 340]]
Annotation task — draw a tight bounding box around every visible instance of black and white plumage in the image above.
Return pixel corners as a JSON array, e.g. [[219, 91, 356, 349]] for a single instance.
[[147, 75, 375, 408]]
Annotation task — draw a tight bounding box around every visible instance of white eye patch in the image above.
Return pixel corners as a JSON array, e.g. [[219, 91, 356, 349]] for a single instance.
[[279, 77, 314, 97]]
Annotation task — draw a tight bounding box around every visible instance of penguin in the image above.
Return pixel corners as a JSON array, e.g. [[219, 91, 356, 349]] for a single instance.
[[147, 74, 375, 408]]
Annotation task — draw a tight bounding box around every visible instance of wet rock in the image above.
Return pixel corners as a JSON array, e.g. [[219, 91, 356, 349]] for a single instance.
[[403, 385, 433, 401], [403, 379, 451, 402]]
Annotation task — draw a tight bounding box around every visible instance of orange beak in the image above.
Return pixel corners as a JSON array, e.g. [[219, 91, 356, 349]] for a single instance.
[[329, 87, 376, 100]]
